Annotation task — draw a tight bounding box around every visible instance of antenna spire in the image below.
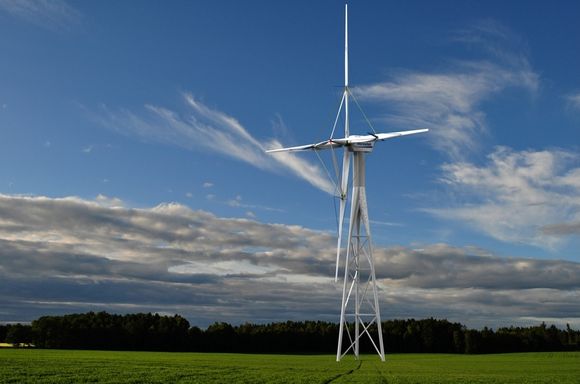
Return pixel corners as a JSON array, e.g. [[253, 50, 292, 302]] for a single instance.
[[344, 3, 349, 138], [344, 3, 348, 88]]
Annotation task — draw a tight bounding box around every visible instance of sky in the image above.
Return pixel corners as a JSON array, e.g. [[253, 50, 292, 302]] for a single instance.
[[0, 0, 579, 329]]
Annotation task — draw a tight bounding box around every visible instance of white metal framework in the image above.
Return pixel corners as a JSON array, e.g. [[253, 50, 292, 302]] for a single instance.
[[336, 148, 385, 361], [266, 4, 428, 362]]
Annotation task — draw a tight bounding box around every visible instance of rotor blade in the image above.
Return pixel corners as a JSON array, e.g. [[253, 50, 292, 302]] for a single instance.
[[331, 129, 429, 145], [266, 139, 345, 153], [335, 148, 351, 282], [342, 183, 360, 284], [314, 141, 344, 150], [267, 129, 428, 153], [265, 143, 317, 153], [375, 128, 429, 141]]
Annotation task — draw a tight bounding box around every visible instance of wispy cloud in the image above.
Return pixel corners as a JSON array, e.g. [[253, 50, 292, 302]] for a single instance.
[[427, 147, 580, 248], [0, 194, 578, 328], [97, 93, 334, 195], [227, 195, 283, 213], [0, 0, 81, 30], [452, 19, 535, 72], [566, 92, 580, 111], [354, 20, 538, 159], [541, 222, 580, 236]]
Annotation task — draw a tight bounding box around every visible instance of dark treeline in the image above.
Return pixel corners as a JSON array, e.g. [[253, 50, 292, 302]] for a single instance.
[[1, 312, 579, 354]]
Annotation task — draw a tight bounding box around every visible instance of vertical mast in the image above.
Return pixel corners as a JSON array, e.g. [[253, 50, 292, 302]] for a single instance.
[[344, 3, 349, 137], [336, 3, 351, 282]]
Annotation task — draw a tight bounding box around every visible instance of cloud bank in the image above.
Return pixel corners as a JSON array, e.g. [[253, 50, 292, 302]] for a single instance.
[[1, 194, 578, 328]]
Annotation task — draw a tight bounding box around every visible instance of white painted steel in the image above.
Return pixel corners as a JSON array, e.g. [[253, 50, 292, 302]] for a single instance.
[[336, 3, 351, 283], [335, 148, 350, 281], [336, 152, 385, 362], [265, 129, 428, 153], [265, 3, 427, 362], [345, 3, 348, 88]]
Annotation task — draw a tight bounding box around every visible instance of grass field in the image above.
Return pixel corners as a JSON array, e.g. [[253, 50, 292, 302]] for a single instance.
[[0, 349, 578, 383]]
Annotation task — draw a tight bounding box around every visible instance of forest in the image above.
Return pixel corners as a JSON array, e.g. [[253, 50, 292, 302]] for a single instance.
[[1, 312, 579, 354]]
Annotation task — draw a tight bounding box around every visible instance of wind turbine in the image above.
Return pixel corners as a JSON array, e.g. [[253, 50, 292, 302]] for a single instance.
[[267, 4, 427, 362]]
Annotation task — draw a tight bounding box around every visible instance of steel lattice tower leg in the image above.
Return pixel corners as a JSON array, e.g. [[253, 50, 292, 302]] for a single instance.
[[337, 151, 385, 362]]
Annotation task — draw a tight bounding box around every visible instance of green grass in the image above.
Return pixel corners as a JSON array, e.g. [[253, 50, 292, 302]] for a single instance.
[[0, 349, 578, 383]]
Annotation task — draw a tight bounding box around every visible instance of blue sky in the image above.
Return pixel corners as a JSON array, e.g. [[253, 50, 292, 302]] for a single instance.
[[0, 0, 579, 328]]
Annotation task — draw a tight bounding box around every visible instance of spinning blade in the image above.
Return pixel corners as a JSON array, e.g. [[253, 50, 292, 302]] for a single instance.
[[335, 148, 350, 282]]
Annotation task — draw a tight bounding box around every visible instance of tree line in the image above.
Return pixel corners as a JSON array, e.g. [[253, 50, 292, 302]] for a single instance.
[[1, 312, 579, 354]]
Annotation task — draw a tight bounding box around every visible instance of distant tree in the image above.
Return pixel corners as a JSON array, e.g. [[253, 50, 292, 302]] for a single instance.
[[206, 322, 237, 352], [25, 312, 580, 354], [0, 324, 8, 343], [31, 312, 189, 351], [188, 326, 204, 351], [453, 329, 465, 353], [464, 330, 482, 354], [5, 324, 33, 346]]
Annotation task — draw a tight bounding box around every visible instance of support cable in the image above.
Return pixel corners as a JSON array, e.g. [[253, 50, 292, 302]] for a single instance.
[[330, 92, 346, 140], [349, 88, 377, 134], [314, 150, 338, 197]]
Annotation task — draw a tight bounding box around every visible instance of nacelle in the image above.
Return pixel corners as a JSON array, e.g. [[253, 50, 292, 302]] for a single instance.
[[349, 141, 374, 152]]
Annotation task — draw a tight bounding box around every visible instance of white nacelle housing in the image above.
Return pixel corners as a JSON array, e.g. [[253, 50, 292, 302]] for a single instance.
[[349, 141, 374, 152]]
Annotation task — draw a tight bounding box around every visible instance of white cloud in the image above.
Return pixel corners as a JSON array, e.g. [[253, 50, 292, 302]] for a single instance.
[[202, 182, 214, 188], [98, 94, 335, 195], [94, 194, 124, 208], [541, 222, 580, 236], [227, 195, 242, 207], [375, 243, 580, 290], [0, 193, 579, 328], [354, 21, 538, 159], [452, 19, 534, 72], [226, 195, 283, 213], [169, 260, 277, 277], [427, 147, 580, 248], [0, 0, 81, 30], [566, 93, 580, 110]]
